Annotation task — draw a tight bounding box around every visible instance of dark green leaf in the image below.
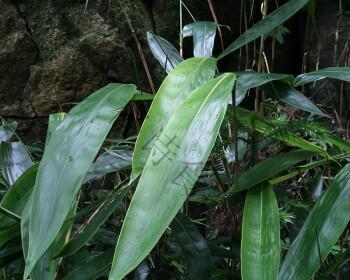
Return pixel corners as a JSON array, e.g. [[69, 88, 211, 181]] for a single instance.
[[294, 67, 350, 87]]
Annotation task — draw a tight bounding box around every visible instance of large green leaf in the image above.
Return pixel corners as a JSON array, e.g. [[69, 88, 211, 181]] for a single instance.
[[0, 142, 33, 186], [183, 21, 217, 57], [0, 164, 38, 219], [241, 183, 280, 280], [235, 71, 293, 105], [57, 181, 134, 258], [262, 81, 326, 116], [110, 73, 236, 280], [218, 0, 310, 59], [24, 83, 136, 276], [0, 122, 17, 142], [131, 57, 216, 179], [147, 32, 183, 73], [279, 164, 350, 280], [225, 150, 316, 197], [294, 67, 350, 87], [172, 214, 213, 280]]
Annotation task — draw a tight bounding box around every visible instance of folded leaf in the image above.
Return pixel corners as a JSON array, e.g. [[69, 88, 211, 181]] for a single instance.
[[132, 57, 216, 179], [183, 21, 217, 57], [110, 73, 236, 280], [279, 164, 350, 280], [24, 83, 136, 277], [241, 183, 280, 280]]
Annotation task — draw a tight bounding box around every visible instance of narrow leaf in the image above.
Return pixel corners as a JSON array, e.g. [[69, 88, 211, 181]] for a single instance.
[[279, 164, 350, 280], [110, 73, 236, 280], [294, 67, 350, 87], [218, 0, 310, 59], [241, 183, 280, 280], [131, 57, 216, 178], [183, 21, 217, 57], [24, 83, 136, 276], [147, 32, 183, 73]]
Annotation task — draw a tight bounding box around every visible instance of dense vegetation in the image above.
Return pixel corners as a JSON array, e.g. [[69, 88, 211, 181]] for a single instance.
[[0, 0, 350, 279]]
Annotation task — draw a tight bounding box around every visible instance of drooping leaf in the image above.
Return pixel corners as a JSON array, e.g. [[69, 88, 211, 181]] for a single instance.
[[294, 67, 350, 87], [225, 150, 316, 197], [236, 107, 325, 154], [57, 181, 134, 258], [63, 249, 114, 280], [311, 171, 323, 200], [262, 81, 326, 116], [279, 164, 350, 280], [0, 164, 38, 219], [24, 83, 136, 276], [0, 142, 33, 186], [110, 73, 236, 280], [0, 122, 17, 142], [183, 21, 217, 57], [131, 57, 216, 179], [172, 214, 213, 280], [218, 0, 310, 59], [241, 183, 280, 280], [147, 32, 183, 73], [235, 71, 293, 105]]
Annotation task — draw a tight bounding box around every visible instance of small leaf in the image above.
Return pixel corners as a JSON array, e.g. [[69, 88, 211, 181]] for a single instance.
[[147, 32, 183, 73], [183, 21, 217, 57], [241, 183, 280, 280]]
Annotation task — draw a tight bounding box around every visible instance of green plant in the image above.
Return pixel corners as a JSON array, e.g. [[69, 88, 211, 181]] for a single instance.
[[0, 0, 350, 279]]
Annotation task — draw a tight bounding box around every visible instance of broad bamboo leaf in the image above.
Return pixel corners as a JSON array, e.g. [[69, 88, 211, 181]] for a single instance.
[[0, 142, 33, 186], [110, 73, 236, 280], [183, 21, 217, 57], [236, 107, 325, 154], [235, 71, 293, 105], [225, 150, 316, 197], [279, 164, 350, 280], [57, 181, 134, 257], [24, 83, 136, 277], [131, 57, 216, 179], [311, 171, 323, 200], [172, 214, 213, 280], [218, 0, 310, 59], [22, 196, 78, 280], [0, 122, 17, 142], [263, 81, 326, 116], [294, 67, 350, 87], [63, 249, 114, 280], [241, 183, 280, 280], [147, 32, 183, 73], [0, 164, 38, 219]]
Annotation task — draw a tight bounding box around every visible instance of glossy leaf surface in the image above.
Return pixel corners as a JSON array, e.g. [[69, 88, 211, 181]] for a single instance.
[[183, 21, 217, 57], [131, 57, 216, 178], [0, 122, 17, 142], [218, 0, 310, 59], [147, 32, 183, 73], [110, 73, 235, 280], [24, 83, 136, 276], [279, 164, 350, 280], [241, 184, 280, 280]]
